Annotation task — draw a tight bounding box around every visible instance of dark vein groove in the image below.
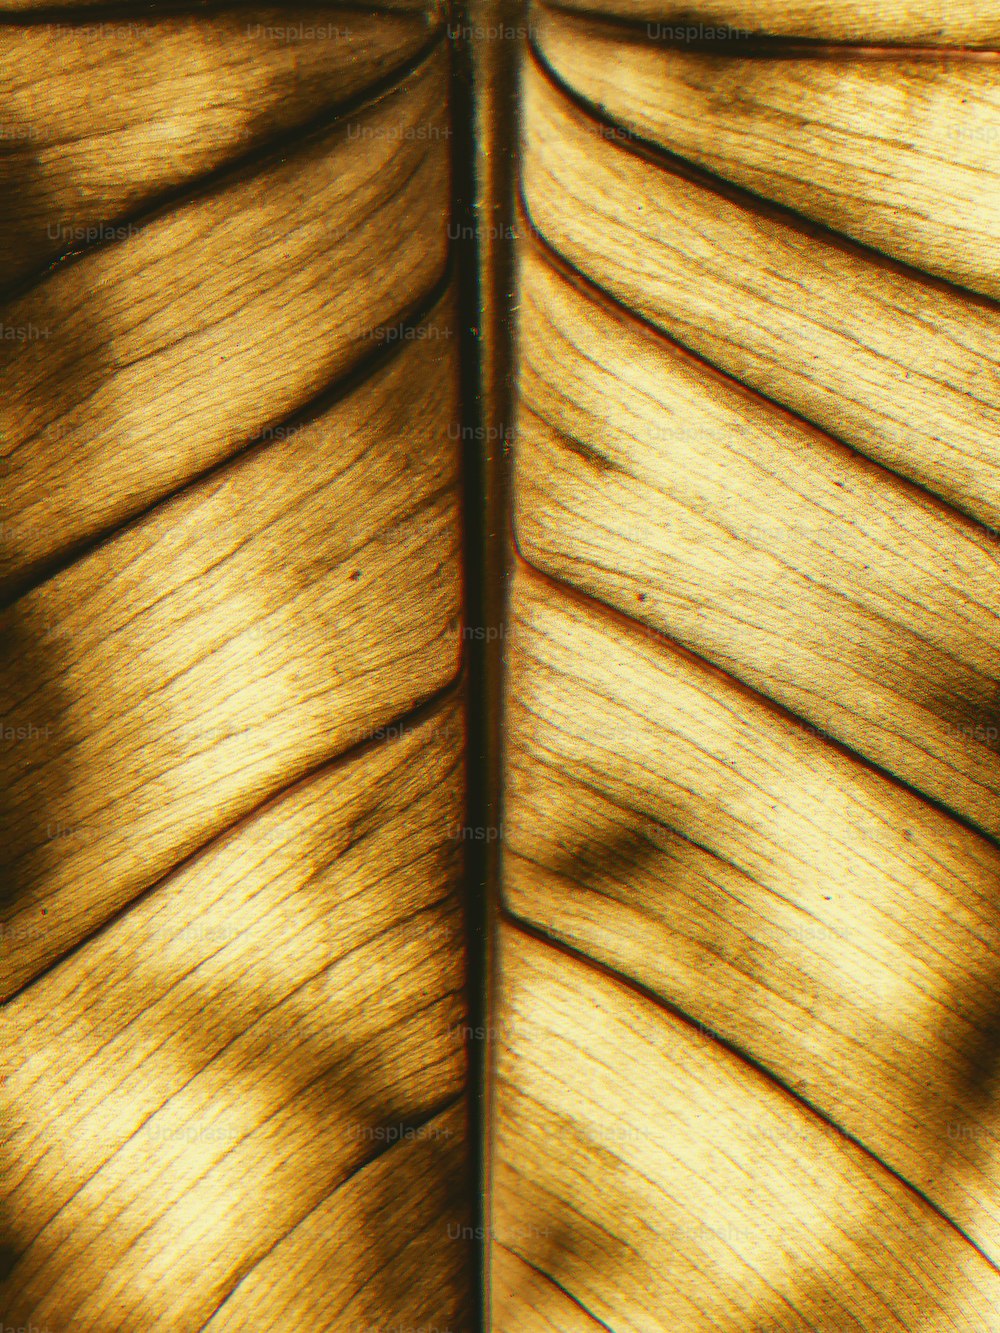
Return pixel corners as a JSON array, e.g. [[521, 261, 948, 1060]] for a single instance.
[[510, 550, 1000, 855], [499, 1244, 613, 1330], [0, 263, 454, 611], [452, 3, 524, 1328], [15, 921, 461, 1274], [501, 911, 1000, 1277], [537, 0, 1000, 58], [0, 17, 446, 309], [526, 39, 1000, 313], [2, 677, 464, 1007], [197, 1088, 468, 1332], [516, 189, 1000, 546]]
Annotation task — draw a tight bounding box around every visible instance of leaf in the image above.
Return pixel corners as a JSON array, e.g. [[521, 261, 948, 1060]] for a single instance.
[[4, 2, 1000, 1330], [496, 8, 1000, 1329], [543, 0, 1000, 46], [0, 10, 471, 1330]]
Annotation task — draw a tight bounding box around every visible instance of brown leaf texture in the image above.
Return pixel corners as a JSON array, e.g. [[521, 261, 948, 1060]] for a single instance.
[[1, 12, 472, 1330], [5, 2, 1000, 1330], [494, 5, 1000, 1330]]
